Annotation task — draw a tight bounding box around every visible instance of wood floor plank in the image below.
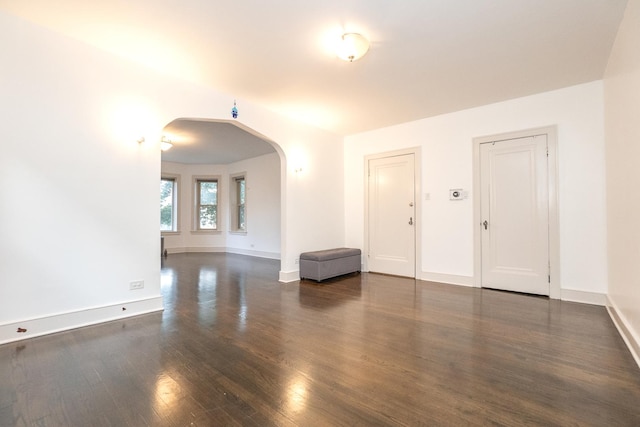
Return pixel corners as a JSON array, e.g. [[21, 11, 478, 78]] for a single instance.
[[1, 252, 639, 426]]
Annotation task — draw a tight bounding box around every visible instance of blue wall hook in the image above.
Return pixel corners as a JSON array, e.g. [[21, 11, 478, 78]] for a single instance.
[[231, 100, 238, 119]]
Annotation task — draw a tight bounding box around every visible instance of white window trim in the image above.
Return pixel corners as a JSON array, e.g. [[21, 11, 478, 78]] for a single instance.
[[192, 175, 221, 233], [161, 174, 181, 235], [229, 172, 247, 233]]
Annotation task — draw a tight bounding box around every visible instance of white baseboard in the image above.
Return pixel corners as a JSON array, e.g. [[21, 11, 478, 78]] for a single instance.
[[166, 247, 280, 260], [279, 270, 300, 283], [420, 272, 474, 287], [167, 247, 225, 254], [184, 246, 225, 253], [0, 296, 163, 345], [226, 247, 280, 260], [418, 274, 608, 306], [607, 295, 640, 369], [560, 289, 607, 306]]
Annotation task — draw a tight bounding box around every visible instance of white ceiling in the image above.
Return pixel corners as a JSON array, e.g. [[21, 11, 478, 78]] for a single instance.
[[1, 0, 628, 162], [161, 119, 276, 164]]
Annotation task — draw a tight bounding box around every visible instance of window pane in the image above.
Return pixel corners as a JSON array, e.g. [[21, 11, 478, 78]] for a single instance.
[[235, 177, 246, 231], [160, 179, 174, 231], [199, 205, 217, 229], [238, 205, 245, 230], [238, 179, 245, 204], [200, 181, 217, 205]]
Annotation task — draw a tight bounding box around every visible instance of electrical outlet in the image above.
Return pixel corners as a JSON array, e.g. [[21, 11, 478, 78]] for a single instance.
[[295, 258, 299, 265], [129, 280, 144, 290]]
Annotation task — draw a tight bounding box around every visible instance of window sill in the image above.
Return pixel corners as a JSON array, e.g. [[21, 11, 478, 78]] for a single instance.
[[161, 231, 180, 236], [228, 230, 248, 235], [190, 230, 222, 235]]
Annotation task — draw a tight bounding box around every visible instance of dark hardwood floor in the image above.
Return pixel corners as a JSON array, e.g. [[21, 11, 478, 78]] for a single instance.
[[1, 253, 639, 426]]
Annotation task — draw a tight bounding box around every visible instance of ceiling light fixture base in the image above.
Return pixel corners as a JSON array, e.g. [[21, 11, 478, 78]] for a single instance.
[[336, 33, 370, 62]]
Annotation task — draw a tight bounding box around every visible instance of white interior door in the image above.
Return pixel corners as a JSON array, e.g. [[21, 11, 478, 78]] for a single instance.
[[480, 135, 549, 295], [368, 154, 416, 277]]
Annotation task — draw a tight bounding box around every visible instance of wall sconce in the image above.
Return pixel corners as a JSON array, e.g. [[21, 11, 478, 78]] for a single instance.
[[290, 146, 307, 176], [336, 33, 370, 62], [137, 137, 145, 144], [160, 136, 173, 151]]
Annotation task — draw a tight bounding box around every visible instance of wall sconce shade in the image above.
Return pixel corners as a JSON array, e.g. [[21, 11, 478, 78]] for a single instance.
[[336, 33, 370, 62]]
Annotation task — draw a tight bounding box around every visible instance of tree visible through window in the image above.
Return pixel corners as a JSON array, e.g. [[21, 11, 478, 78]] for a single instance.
[[197, 179, 218, 230], [236, 177, 246, 231], [160, 178, 177, 231]]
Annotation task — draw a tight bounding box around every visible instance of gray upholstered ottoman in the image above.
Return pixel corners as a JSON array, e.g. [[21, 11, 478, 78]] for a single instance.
[[299, 248, 361, 282]]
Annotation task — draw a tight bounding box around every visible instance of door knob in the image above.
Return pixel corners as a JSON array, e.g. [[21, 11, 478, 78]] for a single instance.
[[409, 217, 414, 225], [483, 220, 488, 230]]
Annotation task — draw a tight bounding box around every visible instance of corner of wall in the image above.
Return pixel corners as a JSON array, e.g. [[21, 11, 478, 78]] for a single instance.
[[279, 270, 300, 283]]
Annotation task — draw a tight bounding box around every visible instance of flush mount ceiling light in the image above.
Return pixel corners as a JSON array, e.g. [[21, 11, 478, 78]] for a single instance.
[[160, 136, 173, 151], [336, 33, 369, 62]]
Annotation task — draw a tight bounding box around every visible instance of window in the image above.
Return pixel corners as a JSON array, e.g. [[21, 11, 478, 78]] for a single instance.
[[230, 174, 246, 232], [160, 177, 178, 231], [196, 178, 218, 230]]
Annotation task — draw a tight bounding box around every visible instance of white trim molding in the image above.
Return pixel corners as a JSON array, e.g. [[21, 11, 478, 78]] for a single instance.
[[226, 247, 280, 260], [607, 295, 640, 369], [168, 246, 226, 254], [0, 296, 163, 345], [560, 289, 607, 306], [165, 246, 279, 260], [279, 270, 300, 283], [420, 272, 474, 287]]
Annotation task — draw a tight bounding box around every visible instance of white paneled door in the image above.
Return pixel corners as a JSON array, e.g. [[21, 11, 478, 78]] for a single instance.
[[480, 136, 550, 295], [368, 154, 416, 277]]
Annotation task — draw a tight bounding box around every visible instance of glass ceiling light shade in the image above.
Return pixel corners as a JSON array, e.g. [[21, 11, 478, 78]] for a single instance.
[[160, 136, 173, 151], [336, 33, 369, 62]]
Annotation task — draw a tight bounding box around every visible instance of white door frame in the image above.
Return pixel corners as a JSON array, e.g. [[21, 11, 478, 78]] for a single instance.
[[364, 147, 422, 278], [472, 126, 560, 299]]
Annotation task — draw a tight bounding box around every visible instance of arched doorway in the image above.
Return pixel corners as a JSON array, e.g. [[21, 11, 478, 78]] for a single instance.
[[159, 118, 286, 276]]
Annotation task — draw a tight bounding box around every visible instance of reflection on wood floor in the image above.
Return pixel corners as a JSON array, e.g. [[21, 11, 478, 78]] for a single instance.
[[1, 252, 640, 426]]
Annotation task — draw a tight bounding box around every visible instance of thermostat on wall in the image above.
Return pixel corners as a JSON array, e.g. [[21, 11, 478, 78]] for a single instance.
[[449, 189, 467, 200]]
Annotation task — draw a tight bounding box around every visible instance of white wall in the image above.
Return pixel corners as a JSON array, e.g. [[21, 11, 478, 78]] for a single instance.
[[226, 153, 281, 258], [0, 10, 164, 341], [604, 0, 640, 363], [345, 81, 608, 298], [0, 10, 344, 343], [161, 152, 281, 259]]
